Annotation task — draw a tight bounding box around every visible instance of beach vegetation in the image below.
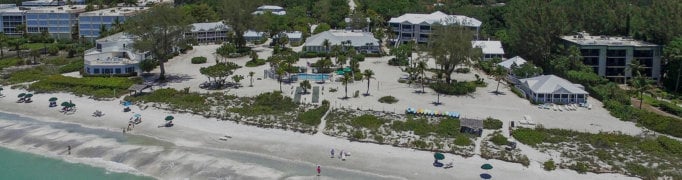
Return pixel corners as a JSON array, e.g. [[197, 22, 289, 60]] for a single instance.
[[429, 81, 484, 95], [313, 23, 331, 34], [544, 159, 556, 171], [229, 91, 296, 116], [490, 132, 508, 146], [139, 59, 158, 74], [483, 117, 503, 129], [378, 96, 398, 104], [428, 24, 478, 84], [199, 62, 240, 88], [453, 134, 473, 146], [0, 57, 23, 70], [297, 101, 329, 126], [245, 58, 266, 67], [58, 60, 83, 73], [350, 114, 385, 130], [191, 56, 207, 64], [510, 86, 524, 98], [30, 75, 138, 98], [3, 66, 53, 84]]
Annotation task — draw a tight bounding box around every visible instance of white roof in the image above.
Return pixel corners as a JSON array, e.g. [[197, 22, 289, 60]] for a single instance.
[[24, 5, 87, 13], [498, 56, 527, 69], [190, 22, 230, 32], [388, 11, 481, 27], [283, 31, 302, 39], [0, 4, 23, 13], [243, 30, 264, 38], [85, 32, 141, 66], [79, 7, 148, 17], [253, 5, 286, 15], [472, 40, 504, 55], [520, 75, 588, 95], [561, 31, 658, 47], [304, 30, 379, 47]]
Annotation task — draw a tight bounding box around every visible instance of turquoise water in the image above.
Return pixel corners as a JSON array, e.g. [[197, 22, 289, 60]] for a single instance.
[[0, 146, 153, 180], [296, 73, 330, 81]]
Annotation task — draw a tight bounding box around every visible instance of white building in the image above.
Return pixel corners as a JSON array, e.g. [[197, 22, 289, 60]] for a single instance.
[[388, 11, 481, 44], [243, 30, 265, 42], [498, 56, 527, 70], [519, 75, 589, 104], [303, 30, 380, 54], [84, 32, 149, 76], [472, 40, 504, 61], [24, 5, 87, 39], [252, 5, 285, 15], [79, 7, 149, 40], [561, 32, 662, 81], [187, 21, 230, 44]]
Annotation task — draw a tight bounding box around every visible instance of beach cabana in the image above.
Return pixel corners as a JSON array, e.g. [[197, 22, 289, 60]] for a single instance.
[[460, 118, 483, 136], [128, 84, 151, 96]]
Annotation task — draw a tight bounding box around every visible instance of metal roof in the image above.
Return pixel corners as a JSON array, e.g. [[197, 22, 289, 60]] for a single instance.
[[519, 75, 588, 94], [561, 32, 658, 47], [472, 40, 504, 55], [190, 21, 230, 32], [498, 56, 526, 69], [388, 11, 481, 27], [304, 30, 378, 47]]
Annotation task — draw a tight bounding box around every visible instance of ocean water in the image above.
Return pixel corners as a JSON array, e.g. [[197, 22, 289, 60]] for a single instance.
[[0, 146, 153, 180]]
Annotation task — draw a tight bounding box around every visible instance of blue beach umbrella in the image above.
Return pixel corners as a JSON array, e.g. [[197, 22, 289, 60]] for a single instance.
[[480, 173, 492, 179]]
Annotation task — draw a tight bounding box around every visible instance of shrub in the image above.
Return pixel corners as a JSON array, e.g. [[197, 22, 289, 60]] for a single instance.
[[297, 103, 330, 126], [454, 134, 473, 146], [0, 58, 23, 70], [455, 68, 470, 73], [350, 114, 385, 130], [58, 60, 84, 73], [313, 23, 331, 34], [125, 88, 207, 110], [329, 88, 337, 92], [435, 118, 460, 137], [430, 81, 479, 95], [374, 135, 384, 143], [412, 140, 428, 149], [483, 117, 503, 129], [511, 86, 525, 98], [378, 96, 398, 104], [245, 59, 266, 67], [512, 128, 548, 146], [544, 160, 556, 171], [572, 162, 589, 174], [388, 57, 408, 66], [5, 67, 53, 84], [191, 56, 207, 64], [490, 133, 508, 146], [352, 130, 365, 140]]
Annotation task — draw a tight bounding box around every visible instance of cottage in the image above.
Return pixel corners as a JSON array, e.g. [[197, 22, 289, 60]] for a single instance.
[[518, 75, 589, 104]]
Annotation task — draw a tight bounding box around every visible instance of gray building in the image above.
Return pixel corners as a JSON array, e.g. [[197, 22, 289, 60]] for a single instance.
[[25, 5, 86, 39], [388, 11, 481, 44], [79, 7, 148, 40], [561, 32, 662, 82], [519, 75, 589, 104], [0, 4, 25, 37], [187, 21, 230, 44]]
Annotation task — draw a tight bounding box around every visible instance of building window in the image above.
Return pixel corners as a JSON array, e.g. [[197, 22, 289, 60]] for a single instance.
[[606, 49, 626, 57], [94, 68, 100, 74], [115, 68, 121, 74]]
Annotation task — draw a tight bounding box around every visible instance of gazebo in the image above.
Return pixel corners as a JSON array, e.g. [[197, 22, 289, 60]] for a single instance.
[[128, 84, 151, 96]]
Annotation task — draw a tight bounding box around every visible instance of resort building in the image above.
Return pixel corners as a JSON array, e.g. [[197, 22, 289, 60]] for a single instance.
[[518, 75, 589, 104], [187, 21, 230, 44], [472, 40, 504, 61], [561, 32, 662, 82], [272, 31, 303, 44], [24, 5, 86, 39], [303, 30, 380, 54], [79, 7, 149, 40], [243, 30, 265, 42], [0, 4, 25, 37], [388, 11, 481, 44], [498, 56, 527, 70], [252, 5, 285, 15], [83, 32, 149, 76]]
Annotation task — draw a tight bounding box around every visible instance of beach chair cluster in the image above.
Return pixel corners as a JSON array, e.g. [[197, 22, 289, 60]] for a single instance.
[[538, 103, 592, 112], [406, 107, 460, 118]]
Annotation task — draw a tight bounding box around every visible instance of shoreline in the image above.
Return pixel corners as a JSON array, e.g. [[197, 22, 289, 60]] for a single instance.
[[0, 87, 638, 180]]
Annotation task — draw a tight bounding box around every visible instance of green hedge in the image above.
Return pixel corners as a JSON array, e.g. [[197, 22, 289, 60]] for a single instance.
[[378, 96, 398, 104], [191, 56, 207, 64], [430, 81, 484, 95], [245, 59, 266, 67], [483, 117, 503, 129], [29, 75, 138, 98]]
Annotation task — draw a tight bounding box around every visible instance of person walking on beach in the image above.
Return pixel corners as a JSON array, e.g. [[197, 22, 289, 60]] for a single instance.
[[316, 165, 321, 176], [330, 149, 335, 158], [67, 145, 71, 155]]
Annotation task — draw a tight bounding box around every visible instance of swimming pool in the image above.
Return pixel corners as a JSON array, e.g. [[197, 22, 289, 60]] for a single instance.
[[295, 73, 331, 81]]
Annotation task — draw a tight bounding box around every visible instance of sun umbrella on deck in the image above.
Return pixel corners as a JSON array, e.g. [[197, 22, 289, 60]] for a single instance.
[[480, 173, 492, 179], [481, 163, 493, 170], [165, 116, 174, 121], [18, 93, 25, 98], [434, 152, 445, 160], [49, 97, 58, 102]]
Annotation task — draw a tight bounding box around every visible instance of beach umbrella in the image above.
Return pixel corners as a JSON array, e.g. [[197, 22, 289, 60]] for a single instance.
[[67, 103, 76, 108], [25, 94, 33, 98], [481, 163, 493, 170], [134, 114, 142, 118], [61, 101, 70, 106], [0, 87, 3, 91], [49, 97, 58, 102], [434, 153, 445, 160], [18, 93, 26, 98], [479, 173, 492, 179], [165, 115, 174, 121], [123, 101, 132, 107]]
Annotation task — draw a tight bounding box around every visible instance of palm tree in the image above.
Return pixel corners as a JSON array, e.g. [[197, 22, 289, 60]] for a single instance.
[[417, 60, 428, 93], [248, 71, 255, 87], [492, 65, 506, 95], [350, 58, 360, 77], [322, 39, 331, 56], [632, 75, 653, 109], [342, 73, 352, 99], [276, 64, 286, 92], [626, 59, 643, 85], [300, 80, 311, 94], [337, 54, 347, 67], [363, 69, 374, 95], [0, 33, 6, 58], [331, 45, 342, 64]]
